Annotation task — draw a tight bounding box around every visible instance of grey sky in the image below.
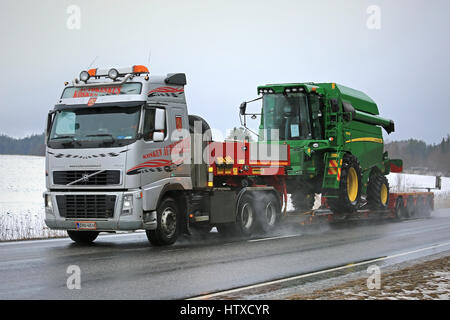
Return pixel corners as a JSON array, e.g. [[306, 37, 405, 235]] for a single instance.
[[1, 0, 449, 143]]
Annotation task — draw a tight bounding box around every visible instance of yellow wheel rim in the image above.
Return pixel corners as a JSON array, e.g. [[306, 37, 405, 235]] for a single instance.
[[380, 183, 388, 205], [347, 167, 358, 202]]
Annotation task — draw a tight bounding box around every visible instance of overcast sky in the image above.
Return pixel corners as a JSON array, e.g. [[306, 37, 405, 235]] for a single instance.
[[1, 0, 449, 144]]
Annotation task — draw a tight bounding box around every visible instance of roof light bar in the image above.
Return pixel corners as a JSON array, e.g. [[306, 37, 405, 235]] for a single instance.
[[79, 71, 90, 82]]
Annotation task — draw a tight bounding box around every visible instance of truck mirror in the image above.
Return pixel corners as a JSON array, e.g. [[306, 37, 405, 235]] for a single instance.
[[154, 108, 166, 131], [45, 111, 54, 142], [239, 102, 247, 115], [153, 131, 164, 142]]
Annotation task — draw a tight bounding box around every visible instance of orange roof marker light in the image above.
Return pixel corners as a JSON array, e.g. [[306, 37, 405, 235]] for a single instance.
[[133, 65, 149, 74], [88, 68, 97, 77]]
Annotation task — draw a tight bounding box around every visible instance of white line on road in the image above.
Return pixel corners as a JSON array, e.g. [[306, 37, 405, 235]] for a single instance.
[[187, 240, 450, 300], [248, 234, 301, 242]]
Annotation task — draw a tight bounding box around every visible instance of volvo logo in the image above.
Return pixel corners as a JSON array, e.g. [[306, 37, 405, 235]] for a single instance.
[[81, 174, 90, 182]]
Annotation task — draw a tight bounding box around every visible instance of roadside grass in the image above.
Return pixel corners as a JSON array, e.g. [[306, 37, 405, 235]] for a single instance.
[[0, 211, 66, 242]]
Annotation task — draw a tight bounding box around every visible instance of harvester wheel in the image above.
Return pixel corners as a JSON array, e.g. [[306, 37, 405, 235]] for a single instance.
[[367, 173, 390, 210], [291, 192, 315, 212], [328, 154, 362, 213]]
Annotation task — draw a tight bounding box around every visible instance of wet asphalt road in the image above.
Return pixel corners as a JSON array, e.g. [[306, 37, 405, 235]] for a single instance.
[[1, 209, 450, 300]]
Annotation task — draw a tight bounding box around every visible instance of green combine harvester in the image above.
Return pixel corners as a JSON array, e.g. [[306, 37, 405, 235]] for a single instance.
[[240, 82, 402, 213]]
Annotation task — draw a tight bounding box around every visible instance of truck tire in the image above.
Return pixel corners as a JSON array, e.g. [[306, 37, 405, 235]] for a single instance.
[[328, 154, 362, 213], [367, 173, 390, 210], [236, 193, 257, 237], [256, 193, 281, 233], [67, 230, 99, 244], [291, 192, 315, 212], [146, 197, 179, 246]]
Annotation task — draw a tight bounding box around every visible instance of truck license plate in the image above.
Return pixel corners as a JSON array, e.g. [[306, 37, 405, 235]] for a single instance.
[[76, 221, 97, 230]]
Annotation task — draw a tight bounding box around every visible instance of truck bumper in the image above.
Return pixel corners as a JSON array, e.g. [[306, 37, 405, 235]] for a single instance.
[[43, 190, 155, 232]]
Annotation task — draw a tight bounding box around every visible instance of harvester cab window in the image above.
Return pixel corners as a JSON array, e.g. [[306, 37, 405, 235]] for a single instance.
[[143, 108, 166, 141], [262, 93, 312, 141]]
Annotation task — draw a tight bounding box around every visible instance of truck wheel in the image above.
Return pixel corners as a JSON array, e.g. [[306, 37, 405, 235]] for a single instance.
[[236, 193, 257, 237], [291, 192, 315, 212], [328, 154, 362, 213], [367, 173, 390, 210], [257, 193, 281, 233], [67, 230, 99, 244], [146, 197, 179, 246]]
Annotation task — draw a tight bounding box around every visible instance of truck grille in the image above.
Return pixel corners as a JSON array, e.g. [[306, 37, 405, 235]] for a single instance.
[[53, 170, 121, 186], [56, 195, 116, 219]]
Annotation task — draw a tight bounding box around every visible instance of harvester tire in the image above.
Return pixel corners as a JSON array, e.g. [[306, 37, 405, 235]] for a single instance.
[[367, 173, 390, 210], [328, 154, 362, 213]]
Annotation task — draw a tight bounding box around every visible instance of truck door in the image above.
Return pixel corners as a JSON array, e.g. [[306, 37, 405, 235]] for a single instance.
[[140, 106, 172, 187]]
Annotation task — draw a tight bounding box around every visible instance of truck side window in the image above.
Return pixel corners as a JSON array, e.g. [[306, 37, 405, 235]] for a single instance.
[[143, 108, 166, 141]]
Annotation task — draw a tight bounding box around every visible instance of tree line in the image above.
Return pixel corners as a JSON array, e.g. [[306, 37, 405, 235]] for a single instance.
[[385, 135, 450, 176], [0, 133, 45, 156]]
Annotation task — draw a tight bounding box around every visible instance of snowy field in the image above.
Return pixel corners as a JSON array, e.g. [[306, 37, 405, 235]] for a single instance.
[[0, 155, 449, 241]]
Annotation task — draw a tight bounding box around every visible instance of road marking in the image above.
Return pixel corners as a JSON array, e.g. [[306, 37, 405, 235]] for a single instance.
[[187, 240, 450, 300], [248, 234, 301, 242]]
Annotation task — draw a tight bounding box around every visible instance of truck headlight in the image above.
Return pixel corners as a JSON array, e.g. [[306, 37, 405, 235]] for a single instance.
[[121, 194, 133, 216]]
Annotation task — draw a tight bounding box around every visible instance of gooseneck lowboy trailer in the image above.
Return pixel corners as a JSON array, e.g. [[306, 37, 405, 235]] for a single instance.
[[44, 66, 434, 245]]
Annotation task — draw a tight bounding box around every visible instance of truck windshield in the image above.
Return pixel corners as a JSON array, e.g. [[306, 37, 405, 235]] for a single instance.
[[48, 106, 141, 149], [262, 93, 312, 141]]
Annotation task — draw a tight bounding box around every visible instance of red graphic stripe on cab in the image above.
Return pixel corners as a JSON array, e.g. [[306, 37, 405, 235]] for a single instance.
[[148, 86, 184, 94]]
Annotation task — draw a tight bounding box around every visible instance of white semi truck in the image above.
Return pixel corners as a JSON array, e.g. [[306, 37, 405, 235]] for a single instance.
[[44, 65, 289, 245]]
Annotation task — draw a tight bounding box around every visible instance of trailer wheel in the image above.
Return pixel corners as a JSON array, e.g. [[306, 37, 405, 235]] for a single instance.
[[394, 198, 405, 220], [417, 196, 432, 218], [146, 197, 179, 246], [424, 197, 433, 218], [405, 197, 415, 219], [367, 173, 390, 210], [328, 154, 362, 213], [236, 193, 257, 237], [257, 193, 281, 233], [67, 231, 99, 244]]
